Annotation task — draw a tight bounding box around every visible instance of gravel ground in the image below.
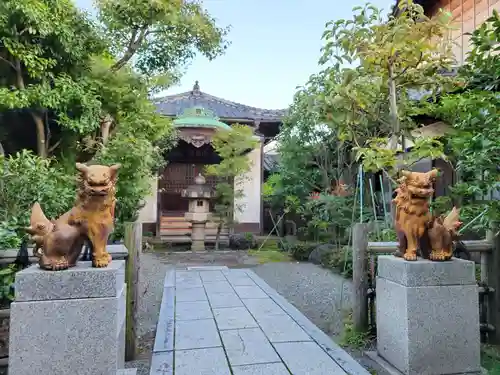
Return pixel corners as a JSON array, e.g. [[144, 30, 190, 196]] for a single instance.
[[252, 262, 353, 338], [126, 250, 375, 375]]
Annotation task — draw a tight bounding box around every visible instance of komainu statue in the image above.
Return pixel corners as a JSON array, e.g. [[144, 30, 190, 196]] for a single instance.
[[25, 163, 120, 270], [393, 169, 462, 261]]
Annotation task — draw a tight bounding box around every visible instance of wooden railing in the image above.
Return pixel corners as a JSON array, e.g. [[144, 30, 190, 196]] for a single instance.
[[352, 223, 500, 344]]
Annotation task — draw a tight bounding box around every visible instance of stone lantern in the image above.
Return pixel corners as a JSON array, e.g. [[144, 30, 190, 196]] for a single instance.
[[181, 174, 215, 251]]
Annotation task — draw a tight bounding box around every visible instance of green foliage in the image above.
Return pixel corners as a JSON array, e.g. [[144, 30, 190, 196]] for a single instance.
[[316, 0, 456, 174], [0, 0, 106, 156], [0, 221, 21, 250], [323, 246, 353, 278], [284, 241, 318, 261], [0, 150, 75, 248], [429, 11, 500, 226], [92, 70, 174, 238], [255, 238, 280, 252], [481, 345, 500, 375], [299, 193, 372, 243], [277, 85, 355, 203], [0, 264, 17, 303], [205, 125, 258, 237], [97, 0, 230, 87], [262, 173, 285, 209], [368, 223, 397, 242], [0, 0, 230, 242], [270, 1, 459, 248], [248, 242, 290, 264], [339, 311, 371, 348]]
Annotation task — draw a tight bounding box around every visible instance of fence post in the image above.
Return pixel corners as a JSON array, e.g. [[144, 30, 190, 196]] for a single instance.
[[352, 223, 369, 332], [487, 228, 500, 344], [124, 222, 142, 361]]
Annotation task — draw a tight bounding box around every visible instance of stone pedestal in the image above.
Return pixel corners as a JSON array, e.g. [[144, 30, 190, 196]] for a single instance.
[[372, 256, 480, 375], [191, 221, 207, 251], [9, 261, 130, 375], [182, 174, 215, 252]]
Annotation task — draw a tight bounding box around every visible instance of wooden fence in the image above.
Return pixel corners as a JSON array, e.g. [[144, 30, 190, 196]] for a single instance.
[[0, 221, 143, 368], [352, 223, 500, 344]]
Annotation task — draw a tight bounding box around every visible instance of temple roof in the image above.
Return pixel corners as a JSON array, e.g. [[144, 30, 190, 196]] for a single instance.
[[154, 81, 286, 122], [173, 107, 232, 130]]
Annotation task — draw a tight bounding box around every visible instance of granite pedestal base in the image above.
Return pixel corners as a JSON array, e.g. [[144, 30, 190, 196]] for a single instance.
[[190, 221, 207, 251], [9, 260, 130, 375], [372, 255, 480, 375]]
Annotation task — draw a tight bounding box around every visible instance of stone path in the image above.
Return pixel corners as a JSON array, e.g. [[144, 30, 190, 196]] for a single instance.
[[149, 266, 370, 375]]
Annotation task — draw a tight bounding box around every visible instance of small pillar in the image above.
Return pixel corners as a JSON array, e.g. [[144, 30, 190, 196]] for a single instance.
[[9, 261, 130, 375], [369, 255, 481, 375], [181, 174, 215, 251]]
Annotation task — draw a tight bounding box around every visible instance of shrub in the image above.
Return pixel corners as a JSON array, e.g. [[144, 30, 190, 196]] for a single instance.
[[368, 224, 397, 242], [0, 151, 75, 248], [0, 221, 22, 250], [324, 246, 353, 278], [229, 233, 257, 250], [286, 240, 318, 261]]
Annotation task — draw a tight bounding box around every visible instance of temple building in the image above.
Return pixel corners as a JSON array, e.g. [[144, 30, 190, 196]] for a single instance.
[[138, 81, 285, 242]]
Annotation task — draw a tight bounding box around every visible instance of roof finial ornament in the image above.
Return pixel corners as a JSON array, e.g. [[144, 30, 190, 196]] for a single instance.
[[192, 80, 200, 95]]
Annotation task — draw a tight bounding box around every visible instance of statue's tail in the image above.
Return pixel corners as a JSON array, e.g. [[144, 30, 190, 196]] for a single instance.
[[25, 202, 52, 235], [442, 207, 462, 234]]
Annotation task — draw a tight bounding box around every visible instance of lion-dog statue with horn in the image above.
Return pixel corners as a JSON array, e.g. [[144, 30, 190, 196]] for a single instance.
[[393, 169, 462, 261], [25, 163, 120, 270]]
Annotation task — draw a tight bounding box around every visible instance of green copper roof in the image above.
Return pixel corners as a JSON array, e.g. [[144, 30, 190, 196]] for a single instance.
[[173, 107, 231, 130]]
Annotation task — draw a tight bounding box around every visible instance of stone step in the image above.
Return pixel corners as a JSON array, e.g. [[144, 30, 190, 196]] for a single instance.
[[160, 221, 226, 229], [159, 235, 229, 243], [160, 228, 229, 236]]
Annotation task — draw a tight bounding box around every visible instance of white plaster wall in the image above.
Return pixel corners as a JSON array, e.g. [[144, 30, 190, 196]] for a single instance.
[[234, 142, 262, 225], [264, 140, 278, 154], [136, 176, 158, 223]]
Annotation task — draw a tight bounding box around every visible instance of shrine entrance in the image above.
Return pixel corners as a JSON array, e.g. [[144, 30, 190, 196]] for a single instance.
[[156, 107, 232, 242]]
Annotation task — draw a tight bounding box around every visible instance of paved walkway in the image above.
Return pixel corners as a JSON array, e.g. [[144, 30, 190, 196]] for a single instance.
[[150, 266, 370, 375]]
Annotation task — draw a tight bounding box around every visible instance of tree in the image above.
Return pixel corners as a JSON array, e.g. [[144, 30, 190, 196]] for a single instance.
[[278, 81, 356, 202], [0, 0, 105, 157], [97, 0, 230, 76], [205, 125, 258, 250], [94, 0, 230, 142], [0, 0, 229, 240], [316, 0, 456, 172]]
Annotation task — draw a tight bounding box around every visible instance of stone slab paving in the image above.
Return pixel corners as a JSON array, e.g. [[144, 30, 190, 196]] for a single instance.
[[150, 266, 370, 375]]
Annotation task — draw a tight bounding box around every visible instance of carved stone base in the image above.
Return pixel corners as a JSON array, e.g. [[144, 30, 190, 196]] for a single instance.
[[374, 255, 480, 375], [9, 261, 127, 375]]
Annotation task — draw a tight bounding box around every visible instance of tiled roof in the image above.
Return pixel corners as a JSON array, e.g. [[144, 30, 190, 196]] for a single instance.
[[153, 81, 287, 122], [263, 153, 280, 172]]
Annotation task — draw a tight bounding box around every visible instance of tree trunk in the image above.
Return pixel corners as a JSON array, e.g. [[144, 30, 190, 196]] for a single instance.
[[215, 222, 222, 251], [0, 141, 4, 156], [13, 58, 47, 158], [388, 63, 400, 152], [100, 114, 113, 144], [31, 111, 47, 158]]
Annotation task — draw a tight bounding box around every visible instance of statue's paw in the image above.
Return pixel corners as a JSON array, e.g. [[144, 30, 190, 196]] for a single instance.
[[40, 257, 69, 271], [393, 250, 403, 258], [430, 251, 452, 261], [53, 258, 69, 271], [403, 253, 417, 261], [93, 255, 110, 268]]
